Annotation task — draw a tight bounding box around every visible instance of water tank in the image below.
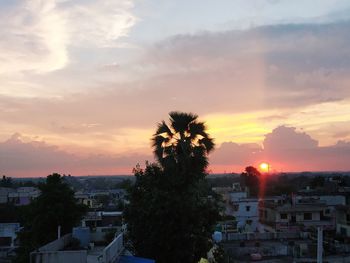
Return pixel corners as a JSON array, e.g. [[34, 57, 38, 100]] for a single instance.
[[212, 231, 222, 243]]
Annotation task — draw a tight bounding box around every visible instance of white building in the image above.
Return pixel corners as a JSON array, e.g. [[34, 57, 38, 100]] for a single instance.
[[232, 198, 260, 232], [225, 187, 260, 232]]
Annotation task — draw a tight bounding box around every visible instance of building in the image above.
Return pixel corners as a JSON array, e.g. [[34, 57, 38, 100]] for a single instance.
[[0, 223, 20, 248], [0, 223, 21, 261], [7, 187, 40, 206], [259, 200, 334, 232], [336, 205, 350, 237], [223, 185, 260, 232], [0, 187, 15, 204], [30, 231, 155, 263]]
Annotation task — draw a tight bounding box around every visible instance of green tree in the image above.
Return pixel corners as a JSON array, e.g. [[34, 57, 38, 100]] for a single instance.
[[0, 175, 13, 187], [125, 112, 220, 263], [240, 166, 261, 197], [15, 173, 87, 263], [311, 175, 325, 188]]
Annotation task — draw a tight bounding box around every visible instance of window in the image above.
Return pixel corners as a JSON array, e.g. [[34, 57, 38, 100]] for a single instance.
[[341, 227, 347, 236], [280, 213, 288, 220], [246, 206, 251, 212], [304, 213, 312, 220], [246, 219, 252, 225], [346, 214, 350, 222], [325, 209, 330, 215]]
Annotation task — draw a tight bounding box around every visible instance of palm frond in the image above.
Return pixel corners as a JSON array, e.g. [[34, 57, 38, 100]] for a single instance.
[[169, 111, 198, 133], [154, 121, 173, 137], [198, 137, 215, 153], [188, 122, 207, 139]]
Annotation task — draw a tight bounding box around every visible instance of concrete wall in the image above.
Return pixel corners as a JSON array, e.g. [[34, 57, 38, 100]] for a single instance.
[[31, 234, 87, 263], [235, 200, 259, 231], [31, 250, 87, 263], [228, 192, 247, 202], [90, 226, 120, 242], [260, 207, 277, 223], [275, 211, 321, 223], [337, 223, 350, 237], [102, 233, 123, 263], [39, 234, 72, 252]]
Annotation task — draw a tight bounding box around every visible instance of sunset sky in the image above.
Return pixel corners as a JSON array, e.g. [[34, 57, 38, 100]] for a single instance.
[[1, 0, 350, 177]]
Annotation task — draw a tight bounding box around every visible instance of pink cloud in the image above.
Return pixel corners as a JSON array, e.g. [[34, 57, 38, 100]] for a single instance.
[[1, 126, 349, 177], [210, 126, 350, 173], [0, 133, 151, 177]]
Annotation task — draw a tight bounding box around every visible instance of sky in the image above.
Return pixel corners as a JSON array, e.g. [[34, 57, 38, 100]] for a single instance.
[[1, 0, 350, 177]]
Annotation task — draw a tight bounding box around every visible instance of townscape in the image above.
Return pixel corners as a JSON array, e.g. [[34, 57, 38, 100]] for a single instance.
[[2, 168, 350, 262]]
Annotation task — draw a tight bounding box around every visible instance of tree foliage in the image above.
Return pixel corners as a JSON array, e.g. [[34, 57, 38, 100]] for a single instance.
[[152, 111, 214, 181], [0, 175, 13, 187], [15, 173, 87, 263], [125, 112, 220, 263], [240, 166, 261, 197]]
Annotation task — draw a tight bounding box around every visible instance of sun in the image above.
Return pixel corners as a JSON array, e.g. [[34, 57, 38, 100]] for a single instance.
[[259, 162, 270, 173]]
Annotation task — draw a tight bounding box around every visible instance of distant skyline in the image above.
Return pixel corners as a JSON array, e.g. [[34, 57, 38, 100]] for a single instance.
[[1, 0, 350, 177]]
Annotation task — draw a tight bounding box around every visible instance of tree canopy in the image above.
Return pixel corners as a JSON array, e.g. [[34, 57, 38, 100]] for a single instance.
[[125, 112, 220, 263], [152, 111, 214, 180], [15, 173, 86, 263], [240, 166, 261, 197]]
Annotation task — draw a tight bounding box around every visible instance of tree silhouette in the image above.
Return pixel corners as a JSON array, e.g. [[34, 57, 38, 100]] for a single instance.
[[126, 112, 220, 263], [0, 175, 13, 187], [15, 173, 87, 263], [240, 166, 261, 197], [152, 111, 214, 181]]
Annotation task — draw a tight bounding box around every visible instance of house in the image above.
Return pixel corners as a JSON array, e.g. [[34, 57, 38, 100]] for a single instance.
[[336, 205, 350, 237], [0, 223, 20, 247], [259, 200, 333, 232], [7, 187, 40, 206], [0, 223, 21, 261], [0, 187, 15, 204], [30, 231, 155, 263], [228, 198, 259, 232]]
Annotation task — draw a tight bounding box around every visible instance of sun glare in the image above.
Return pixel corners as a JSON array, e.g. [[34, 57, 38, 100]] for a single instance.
[[259, 162, 270, 173]]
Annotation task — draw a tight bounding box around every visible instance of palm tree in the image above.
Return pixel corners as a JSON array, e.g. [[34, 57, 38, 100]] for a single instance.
[[152, 111, 214, 174]]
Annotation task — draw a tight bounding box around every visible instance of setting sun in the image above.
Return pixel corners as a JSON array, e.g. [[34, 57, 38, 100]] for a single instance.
[[259, 162, 270, 173]]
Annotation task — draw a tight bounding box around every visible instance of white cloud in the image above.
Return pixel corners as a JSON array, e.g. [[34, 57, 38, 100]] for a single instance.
[[65, 0, 137, 48], [0, 0, 137, 74], [0, 0, 68, 73]]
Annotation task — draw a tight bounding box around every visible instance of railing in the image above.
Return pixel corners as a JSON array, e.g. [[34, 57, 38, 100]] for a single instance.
[[102, 233, 124, 263], [224, 231, 300, 241], [260, 219, 334, 229]]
